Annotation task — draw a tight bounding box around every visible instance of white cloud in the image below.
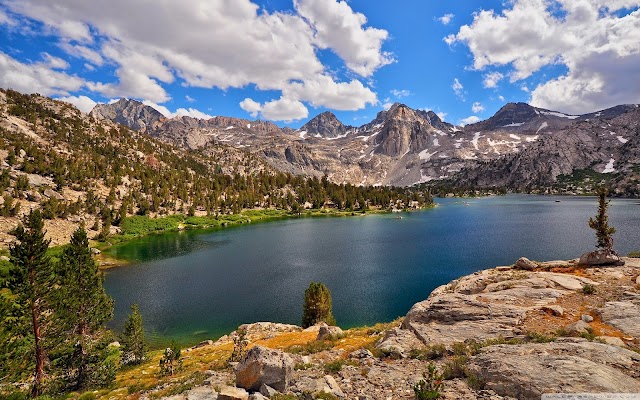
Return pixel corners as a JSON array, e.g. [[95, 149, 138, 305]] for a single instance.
[[437, 112, 447, 121], [3, 0, 392, 119], [390, 89, 411, 98], [459, 115, 480, 126], [438, 13, 454, 25], [239, 98, 263, 118], [449, 0, 640, 113], [185, 95, 195, 103], [0, 51, 84, 96], [260, 97, 308, 122], [41, 52, 69, 70], [0, 8, 16, 26], [294, 0, 394, 77], [472, 102, 485, 113], [142, 100, 213, 120], [498, 95, 505, 101], [56, 95, 97, 113], [452, 78, 465, 99], [521, 85, 530, 93], [482, 71, 504, 88], [58, 42, 104, 66], [284, 75, 377, 110], [382, 101, 393, 111]]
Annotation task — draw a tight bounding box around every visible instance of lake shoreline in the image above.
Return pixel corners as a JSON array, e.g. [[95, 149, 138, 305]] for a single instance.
[[94, 205, 434, 268]]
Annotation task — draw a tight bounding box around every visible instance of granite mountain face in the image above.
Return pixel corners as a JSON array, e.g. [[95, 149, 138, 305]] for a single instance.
[[90, 99, 640, 192]]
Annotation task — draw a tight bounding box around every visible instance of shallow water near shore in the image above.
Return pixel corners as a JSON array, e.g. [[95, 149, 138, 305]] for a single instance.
[[103, 195, 640, 347]]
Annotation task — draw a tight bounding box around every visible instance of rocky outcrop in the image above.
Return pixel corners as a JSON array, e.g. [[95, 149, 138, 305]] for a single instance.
[[316, 323, 344, 341], [467, 339, 640, 400], [579, 249, 625, 266], [235, 346, 293, 392]]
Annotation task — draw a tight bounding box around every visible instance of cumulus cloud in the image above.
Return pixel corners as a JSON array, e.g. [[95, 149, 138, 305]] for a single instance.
[[449, 0, 640, 113], [472, 102, 485, 113], [41, 52, 70, 70], [239, 98, 263, 118], [260, 97, 309, 122], [483, 72, 504, 88], [0, 51, 84, 96], [142, 100, 213, 119], [438, 14, 454, 25], [3, 0, 392, 121], [239, 97, 308, 122], [294, 0, 394, 77], [459, 115, 480, 126], [56, 95, 97, 113]]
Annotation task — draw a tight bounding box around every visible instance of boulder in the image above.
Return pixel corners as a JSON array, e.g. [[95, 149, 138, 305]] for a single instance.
[[467, 341, 640, 400], [43, 188, 64, 200], [581, 314, 594, 323], [259, 384, 278, 397], [316, 323, 344, 341], [599, 301, 640, 338], [235, 346, 293, 392], [186, 387, 218, 400], [218, 386, 248, 400], [565, 320, 591, 335], [26, 190, 42, 202], [249, 394, 267, 400], [598, 336, 626, 347], [324, 375, 345, 398], [542, 305, 564, 316], [579, 250, 625, 266], [514, 257, 537, 271]]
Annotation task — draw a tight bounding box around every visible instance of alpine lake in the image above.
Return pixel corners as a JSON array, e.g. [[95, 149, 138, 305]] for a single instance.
[[103, 195, 640, 347]]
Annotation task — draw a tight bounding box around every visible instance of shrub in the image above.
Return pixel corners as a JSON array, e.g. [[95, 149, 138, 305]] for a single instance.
[[323, 359, 346, 374], [442, 356, 469, 380], [628, 251, 640, 258], [228, 327, 248, 363], [302, 282, 336, 328], [159, 342, 182, 376], [582, 283, 596, 295], [409, 344, 447, 360], [413, 363, 444, 400]]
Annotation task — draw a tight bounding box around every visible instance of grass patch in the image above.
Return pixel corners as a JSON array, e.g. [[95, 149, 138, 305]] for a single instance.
[[409, 344, 447, 360], [285, 340, 335, 355], [628, 251, 640, 258]]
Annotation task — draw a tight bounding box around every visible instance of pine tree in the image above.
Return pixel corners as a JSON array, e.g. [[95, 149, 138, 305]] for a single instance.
[[8, 210, 52, 397], [159, 341, 182, 376], [588, 187, 616, 252], [120, 304, 146, 365], [302, 282, 336, 328], [53, 227, 114, 390]]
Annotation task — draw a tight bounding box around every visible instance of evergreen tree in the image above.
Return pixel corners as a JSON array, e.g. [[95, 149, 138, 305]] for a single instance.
[[588, 187, 616, 252], [8, 210, 52, 396], [302, 282, 336, 328], [53, 227, 115, 390], [159, 341, 182, 376], [119, 304, 146, 365]]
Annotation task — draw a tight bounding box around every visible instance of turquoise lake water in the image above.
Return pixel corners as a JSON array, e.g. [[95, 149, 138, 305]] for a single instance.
[[103, 195, 640, 346]]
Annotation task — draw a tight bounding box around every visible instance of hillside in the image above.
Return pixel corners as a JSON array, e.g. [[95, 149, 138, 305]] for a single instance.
[[0, 89, 431, 249]]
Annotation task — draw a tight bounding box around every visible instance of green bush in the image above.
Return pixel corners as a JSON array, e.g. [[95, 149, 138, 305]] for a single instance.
[[413, 363, 444, 400], [582, 283, 596, 295], [323, 359, 346, 374], [409, 344, 447, 360], [628, 251, 640, 258], [442, 356, 469, 380]]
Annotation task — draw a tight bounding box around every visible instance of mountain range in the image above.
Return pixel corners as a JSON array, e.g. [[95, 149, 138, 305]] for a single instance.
[[91, 99, 640, 195]]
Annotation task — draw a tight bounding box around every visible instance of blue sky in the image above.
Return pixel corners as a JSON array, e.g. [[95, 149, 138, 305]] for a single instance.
[[0, 0, 638, 127]]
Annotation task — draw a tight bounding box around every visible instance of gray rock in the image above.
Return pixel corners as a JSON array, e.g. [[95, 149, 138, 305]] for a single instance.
[[235, 346, 293, 392], [467, 341, 640, 400], [597, 336, 626, 347], [193, 340, 214, 349], [259, 384, 278, 397], [376, 327, 424, 358], [514, 257, 536, 271], [581, 314, 594, 323], [565, 320, 591, 335], [349, 349, 374, 360], [90, 247, 101, 255], [542, 305, 564, 316], [636, 275, 640, 285], [324, 375, 345, 398], [218, 386, 248, 400], [579, 250, 625, 266], [186, 386, 218, 400], [249, 394, 267, 400], [26, 190, 42, 202], [292, 376, 331, 394], [43, 188, 64, 200], [316, 323, 344, 341], [599, 301, 640, 338]]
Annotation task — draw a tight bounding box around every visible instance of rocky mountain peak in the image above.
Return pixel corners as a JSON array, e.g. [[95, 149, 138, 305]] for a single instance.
[[300, 111, 348, 138], [90, 98, 164, 133]]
